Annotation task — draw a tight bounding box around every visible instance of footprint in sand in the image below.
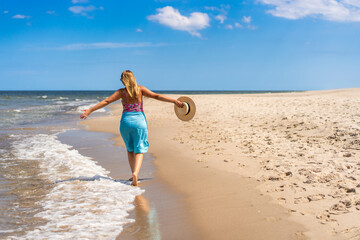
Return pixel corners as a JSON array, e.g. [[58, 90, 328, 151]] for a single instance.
[[329, 204, 349, 214], [307, 194, 325, 202], [316, 212, 337, 223]]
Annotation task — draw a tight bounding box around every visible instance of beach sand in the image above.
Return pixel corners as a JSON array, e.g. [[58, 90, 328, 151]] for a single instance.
[[79, 88, 360, 240]]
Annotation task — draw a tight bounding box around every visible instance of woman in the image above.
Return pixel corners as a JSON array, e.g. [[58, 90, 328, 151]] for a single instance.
[[80, 70, 184, 186]]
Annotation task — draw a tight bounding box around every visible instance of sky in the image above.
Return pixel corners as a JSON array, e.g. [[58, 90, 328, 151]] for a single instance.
[[1, 0, 360, 91]]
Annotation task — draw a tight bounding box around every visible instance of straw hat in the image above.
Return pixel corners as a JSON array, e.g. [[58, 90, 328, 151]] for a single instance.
[[174, 96, 196, 121]]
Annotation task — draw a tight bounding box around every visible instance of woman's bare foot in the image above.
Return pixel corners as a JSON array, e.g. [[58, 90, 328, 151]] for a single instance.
[[131, 173, 138, 186], [128, 177, 133, 181]]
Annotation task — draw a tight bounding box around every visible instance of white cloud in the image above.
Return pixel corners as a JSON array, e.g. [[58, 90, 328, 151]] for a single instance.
[[68, 5, 97, 16], [58, 42, 162, 50], [237, 15, 257, 30], [235, 22, 243, 28], [71, 0, 89, 3], [204, 5, 230, 14], [215, 14, 226, 24], [136, 28, 143, 32], [242, 16, 252, 24], [343, 0, 360, 8], [46, 11, 56, 15], [147, 6, 210, 37], [205, 5, 230, 24], [225, 24, 233, 29], [12, 14, 30, 19], [259, 0, 360, 22], [3, 11, 9, 14], [204, 6, 217, 11]]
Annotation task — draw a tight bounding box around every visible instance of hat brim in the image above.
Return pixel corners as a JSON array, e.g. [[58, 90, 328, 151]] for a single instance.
[[174, 96, 196, 121]]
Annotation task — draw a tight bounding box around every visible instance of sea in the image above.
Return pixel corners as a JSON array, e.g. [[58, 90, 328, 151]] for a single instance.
[[0, 90, 295, 239]]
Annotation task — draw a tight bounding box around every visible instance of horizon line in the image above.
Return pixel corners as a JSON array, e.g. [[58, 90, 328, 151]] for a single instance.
[[3, 87, 359, 92]]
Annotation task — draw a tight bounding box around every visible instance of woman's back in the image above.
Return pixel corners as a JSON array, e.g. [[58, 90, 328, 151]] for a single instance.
[[121, 87, 143, 104], [122, 87, 144, 113]]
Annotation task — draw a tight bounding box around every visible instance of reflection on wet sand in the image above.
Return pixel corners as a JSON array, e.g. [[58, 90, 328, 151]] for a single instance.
[[117, 194, 161, 240]]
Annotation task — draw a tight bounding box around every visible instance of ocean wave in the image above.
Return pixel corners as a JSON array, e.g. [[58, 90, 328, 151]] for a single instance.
[[57, 97, 68, 100], [8, 134, 143, 239]]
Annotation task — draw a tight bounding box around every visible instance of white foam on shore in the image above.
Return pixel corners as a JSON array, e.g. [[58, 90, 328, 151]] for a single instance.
[[76, 103, 106, 113], [9, 134, 143, 239]]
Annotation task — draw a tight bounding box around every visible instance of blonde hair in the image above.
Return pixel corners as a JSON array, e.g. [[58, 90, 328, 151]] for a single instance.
[[121, 70, 140, 99]]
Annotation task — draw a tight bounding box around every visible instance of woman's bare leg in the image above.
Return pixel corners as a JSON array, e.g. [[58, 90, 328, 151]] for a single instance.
[[127, 151, 135, 180], [131, 153, 143, 186]]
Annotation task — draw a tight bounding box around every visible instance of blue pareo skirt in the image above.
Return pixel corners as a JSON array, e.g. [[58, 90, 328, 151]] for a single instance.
[[120, 112, 149, 153]]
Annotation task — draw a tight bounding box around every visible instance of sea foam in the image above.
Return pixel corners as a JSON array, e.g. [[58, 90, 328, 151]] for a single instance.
[[76, 103, 106, 113], [8, 134, 143, 240]]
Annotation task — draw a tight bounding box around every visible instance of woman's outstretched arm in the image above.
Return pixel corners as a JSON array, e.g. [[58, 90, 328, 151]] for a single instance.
[[141, 86, 184, 107], [80, 89, 122, 119]]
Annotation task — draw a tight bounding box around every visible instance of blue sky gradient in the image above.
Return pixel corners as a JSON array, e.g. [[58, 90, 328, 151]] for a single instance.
[[1, 0, 360, 90]]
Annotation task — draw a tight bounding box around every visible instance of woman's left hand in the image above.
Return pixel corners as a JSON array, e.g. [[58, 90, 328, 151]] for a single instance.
[[175, 100, 184, 108], [80, 109, 91, 119]]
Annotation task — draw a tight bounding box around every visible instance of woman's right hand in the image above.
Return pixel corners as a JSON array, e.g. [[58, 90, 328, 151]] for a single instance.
[[80, 109, 92, 119], [175, 100, 184, 108]]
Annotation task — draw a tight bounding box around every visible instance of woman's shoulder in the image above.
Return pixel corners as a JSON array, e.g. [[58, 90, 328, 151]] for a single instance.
[[139, 85, 145, 92], [139, 85, 150, 91], [115, 88, 125, 97]]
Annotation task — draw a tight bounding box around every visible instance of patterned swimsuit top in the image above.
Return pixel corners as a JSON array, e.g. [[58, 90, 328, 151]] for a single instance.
[[122, 88, 144, 113]]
